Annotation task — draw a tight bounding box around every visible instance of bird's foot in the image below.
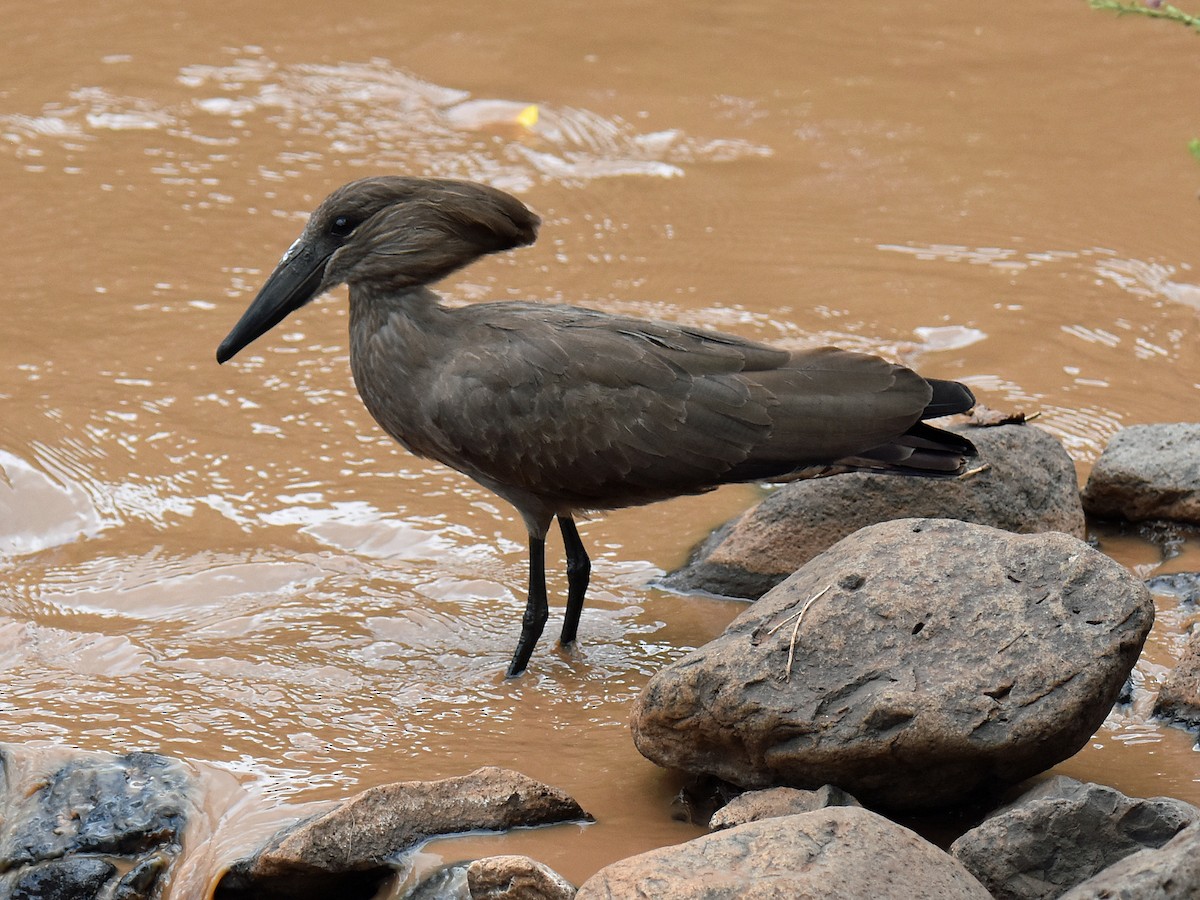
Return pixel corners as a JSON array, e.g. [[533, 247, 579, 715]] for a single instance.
[[504, 658, 530, 679], [557, 639, 584, 662]]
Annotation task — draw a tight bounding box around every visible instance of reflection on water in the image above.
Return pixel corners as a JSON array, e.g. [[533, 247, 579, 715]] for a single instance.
[[3, 0, 1200, 893]]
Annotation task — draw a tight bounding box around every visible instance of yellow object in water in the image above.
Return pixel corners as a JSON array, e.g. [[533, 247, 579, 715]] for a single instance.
[[516, 104, 539, 129]]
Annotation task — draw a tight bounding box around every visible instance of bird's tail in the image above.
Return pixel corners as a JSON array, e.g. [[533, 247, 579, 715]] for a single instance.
[[923, 378, 976, 419], [838, 378, 977, 476]]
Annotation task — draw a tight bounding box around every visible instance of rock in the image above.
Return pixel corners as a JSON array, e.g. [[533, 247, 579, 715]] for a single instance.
[[0, 748, 191, 866], [633, 518, 1154, 811], [709, 785, 861, 830], [400, 861, 469, 899], [663, 424, 1084, 600], [218, 767, 590, 900], [1147, 573, 1200, 735], [575, 806, 992, 899], [1146, 571, 1200, 604], [112, 851, 171, 900], [1059, 821, 1200, 899], [668, 775, 743, 825], [949, 776, 1199, 900], [1153, 629, 1200, 732], [1082, 423, 1200, 524], [8, 858, 116, 900], [0, 744, 195, 900], [467, 855, 576, 899]]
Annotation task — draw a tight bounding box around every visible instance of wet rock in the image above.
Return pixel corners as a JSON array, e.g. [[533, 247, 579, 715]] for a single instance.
[[709, 784, 861, 830], [8, 858, 116, 900], [1147, 573, 1200, 735], [1082, 423, 1200, 524], [112, 851, 172, 900], [0, 748, 191, 866], [0, 744, 195, 900], [467, 855, 576, 899], [401, 857, 576, 900], [949, 775, 1199, 900], [1059, 821, 1200, 899], [575, 806, 992, 899], [400, 861, 469, 899], [1145, 571, 1200, 604], [663, 424, 1084, 600], [219, 767, 590, 900], [668, 774, 742, 825], [1153, 629, 1200, 732], [633, 519, 1154, 811]]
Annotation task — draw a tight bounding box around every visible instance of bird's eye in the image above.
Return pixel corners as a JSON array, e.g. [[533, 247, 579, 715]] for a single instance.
[[328, 215, 359, 239]]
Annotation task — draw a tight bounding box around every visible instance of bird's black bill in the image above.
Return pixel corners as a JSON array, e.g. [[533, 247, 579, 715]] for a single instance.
[[216, 243, 328, 363]]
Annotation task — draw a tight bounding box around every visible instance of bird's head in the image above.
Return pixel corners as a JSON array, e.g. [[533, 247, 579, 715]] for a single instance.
[[216, 176, 540, 363]]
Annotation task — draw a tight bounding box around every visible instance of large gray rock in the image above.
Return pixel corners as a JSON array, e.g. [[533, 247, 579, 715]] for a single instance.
[[950, 776, 1199, 899], [0, 744, 195, 900], [1082, 423, 1200, 524], [664, 424, 1084, 600], [633, 519, 1154, 811], [1059, 821, 1200, 899], [218, 767, 589, 900], [575, 806, 992, 899]]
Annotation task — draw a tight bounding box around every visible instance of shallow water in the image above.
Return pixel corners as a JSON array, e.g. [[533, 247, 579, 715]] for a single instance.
[[2, 1, 1200, 894]]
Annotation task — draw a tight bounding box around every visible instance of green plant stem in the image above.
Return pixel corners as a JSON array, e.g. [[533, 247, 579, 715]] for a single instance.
[[1088, 0, 1200, 32]]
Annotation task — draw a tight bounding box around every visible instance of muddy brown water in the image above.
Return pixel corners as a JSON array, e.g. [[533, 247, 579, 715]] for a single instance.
[[3, 1, 1200, 895]]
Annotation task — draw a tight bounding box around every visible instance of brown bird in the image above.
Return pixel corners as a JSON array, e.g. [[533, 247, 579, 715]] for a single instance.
[[217, 176, 976, 677]]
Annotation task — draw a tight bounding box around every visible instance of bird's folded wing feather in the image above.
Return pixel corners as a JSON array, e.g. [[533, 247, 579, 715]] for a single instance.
[[422, 306, 932, 505]]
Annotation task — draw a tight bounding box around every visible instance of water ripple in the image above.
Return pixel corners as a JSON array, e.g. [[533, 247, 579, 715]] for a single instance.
[[1095, 257, 1200, 310], [5, 49, 771, 192]]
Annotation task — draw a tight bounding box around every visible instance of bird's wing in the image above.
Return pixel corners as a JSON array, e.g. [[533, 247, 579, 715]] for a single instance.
[[420, 305, 932, 509], [422, 309, 771, 506]]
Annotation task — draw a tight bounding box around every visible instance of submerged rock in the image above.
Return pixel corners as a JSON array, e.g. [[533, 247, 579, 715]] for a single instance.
[[0, 744, 196, 900], [218, 767, 590, 900], [9, 858, 116, 900], [949, 776, 1200, 900], [575, 806, 991, 899], [1145, 571, 1200, 605], [0, 749, 191, 867], [467, 855, 576, 899], [633, 519, 1154, 811], [1082, 423, 1200, 524], [400, 856, 576, 900], [709, 785, 861, 830], [400, 861, 469, 899], [1059, 821, 1200, 899], [663, 424, 1084, 600]]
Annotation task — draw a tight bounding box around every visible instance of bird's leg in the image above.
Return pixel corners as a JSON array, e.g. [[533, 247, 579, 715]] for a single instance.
[[506, 535, 548, 678], [558, 516, 591, 647]]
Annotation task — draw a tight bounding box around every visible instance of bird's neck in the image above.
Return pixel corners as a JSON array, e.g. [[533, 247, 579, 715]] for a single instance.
[[347, 282, 450, 391], [346, 283, 452, 459], [348, 283, 444, 334]]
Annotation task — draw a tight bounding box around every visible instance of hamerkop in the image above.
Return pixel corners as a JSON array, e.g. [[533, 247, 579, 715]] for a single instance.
[[216, 176, 977, 676]]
